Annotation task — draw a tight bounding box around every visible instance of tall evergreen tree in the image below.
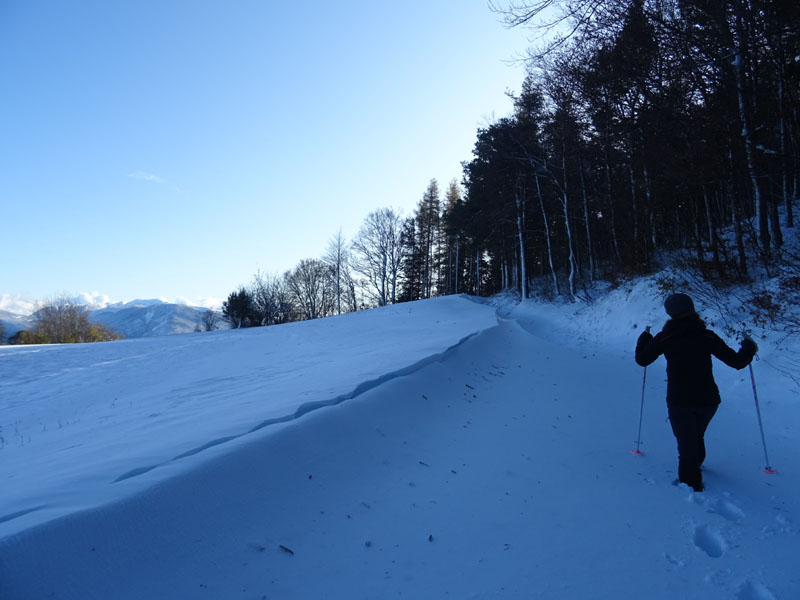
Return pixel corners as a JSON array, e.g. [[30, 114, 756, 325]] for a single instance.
[[417, 179, 442, 299], [440, 180, 465, 296], [398, 217, 423, 302]]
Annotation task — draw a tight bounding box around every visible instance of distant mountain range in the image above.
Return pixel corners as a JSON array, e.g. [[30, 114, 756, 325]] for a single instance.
[[0, 310, 31, 338], [0, 300, 226, 341]]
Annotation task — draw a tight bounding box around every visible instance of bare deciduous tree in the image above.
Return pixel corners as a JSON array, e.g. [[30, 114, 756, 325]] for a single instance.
[[325, 229, 349, 315], [31, 296, 122, 343], [285, 259, 335, 320], [351, 208, 405, 307], [200, 309, 219, 332], [252, 271, 294, 325]]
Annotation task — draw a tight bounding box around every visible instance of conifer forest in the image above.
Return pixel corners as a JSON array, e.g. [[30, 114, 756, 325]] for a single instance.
[[444, 0, 800, 300]]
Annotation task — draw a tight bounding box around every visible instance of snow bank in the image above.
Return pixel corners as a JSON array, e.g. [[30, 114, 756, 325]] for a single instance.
[[0, 295, 497, 539]]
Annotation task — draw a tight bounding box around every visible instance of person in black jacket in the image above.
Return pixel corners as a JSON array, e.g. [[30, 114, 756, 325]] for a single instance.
[[635, 293, 757, 491]]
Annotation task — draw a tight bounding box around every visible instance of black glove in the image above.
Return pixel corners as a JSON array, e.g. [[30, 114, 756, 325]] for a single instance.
[[741, 337, 758, 354]]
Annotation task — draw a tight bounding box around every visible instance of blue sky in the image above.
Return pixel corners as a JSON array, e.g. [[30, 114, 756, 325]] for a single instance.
[[1, 1, 530, 310]]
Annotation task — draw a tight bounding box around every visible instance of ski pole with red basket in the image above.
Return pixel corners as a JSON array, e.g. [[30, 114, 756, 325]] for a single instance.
[[748, 359, 777, 474], [632, 328, 650, 456]]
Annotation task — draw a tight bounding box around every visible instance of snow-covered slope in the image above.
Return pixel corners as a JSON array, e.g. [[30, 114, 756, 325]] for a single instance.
[[0, 292, 797, 599], [0, 296, 497, 538]]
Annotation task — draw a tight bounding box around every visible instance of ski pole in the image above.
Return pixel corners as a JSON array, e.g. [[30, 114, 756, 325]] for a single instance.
[[632, 325, 651, 456], [748, 361, 777, 474], [632, 364, 647, 455]]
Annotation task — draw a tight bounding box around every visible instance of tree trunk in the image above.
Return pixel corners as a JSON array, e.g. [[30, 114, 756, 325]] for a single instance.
[[693, 200, 704, 266], [336, 263, 341, 316], [561, 154, 577, 300], [535, 173, 559, 296], [703, 188, 722, 276], [769, 190, 783, 250], [733, 40, 770, 256], [777, 62, 793, 228], [629, 162, 638, 247], [605, 158, 622, 265], [475, 251, 480, 295], [641, 141, 654, 266], [727, 148, 748, 277], [578, 159, 595, 282], [516, 189, 528, 300], [454, 239, 460, 294]]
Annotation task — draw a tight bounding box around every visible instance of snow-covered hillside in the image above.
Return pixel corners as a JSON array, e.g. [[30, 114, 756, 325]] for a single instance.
[[0, 291, 797, 599]]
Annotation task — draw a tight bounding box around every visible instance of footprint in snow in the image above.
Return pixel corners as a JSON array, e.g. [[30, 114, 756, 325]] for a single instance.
[[692, 524, 726, 558], [712, 498, 745, 522], [664, 553, 685, 567], [737, 580, 777, 600], [689, 490, 745, 523]]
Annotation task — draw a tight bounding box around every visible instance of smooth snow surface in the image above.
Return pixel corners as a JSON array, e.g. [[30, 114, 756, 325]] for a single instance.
[[1, 292, 797, 599]]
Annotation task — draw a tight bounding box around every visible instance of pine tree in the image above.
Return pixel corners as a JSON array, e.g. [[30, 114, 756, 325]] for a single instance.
[[416, 179, 441, 299], [440, 180, 464, 295], [398, 217, 423, 302], [222, 288, 256, 329]]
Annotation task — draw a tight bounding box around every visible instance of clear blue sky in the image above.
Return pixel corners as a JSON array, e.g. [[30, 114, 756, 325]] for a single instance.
[[1, 1, 530, 309]]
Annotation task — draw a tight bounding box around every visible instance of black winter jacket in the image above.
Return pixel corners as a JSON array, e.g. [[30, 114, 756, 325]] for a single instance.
[[635, 314, 756, 407]]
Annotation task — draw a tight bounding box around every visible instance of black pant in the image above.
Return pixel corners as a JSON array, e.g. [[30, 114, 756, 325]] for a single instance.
[[668, 403, 718, 491]]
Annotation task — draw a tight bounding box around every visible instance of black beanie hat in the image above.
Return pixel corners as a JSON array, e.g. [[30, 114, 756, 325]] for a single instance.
[[664, 293, 695, 318]]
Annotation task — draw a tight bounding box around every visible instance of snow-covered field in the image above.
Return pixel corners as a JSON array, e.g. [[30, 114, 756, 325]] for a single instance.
[[0, 290, 797, 599]]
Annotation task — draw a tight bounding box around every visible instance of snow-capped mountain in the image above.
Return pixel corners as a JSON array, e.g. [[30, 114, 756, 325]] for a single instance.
[[0, 300, 223, 341], [0, 310, 31, 339], [89, 300, 221, 338], [95, 299, 171, 310]]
